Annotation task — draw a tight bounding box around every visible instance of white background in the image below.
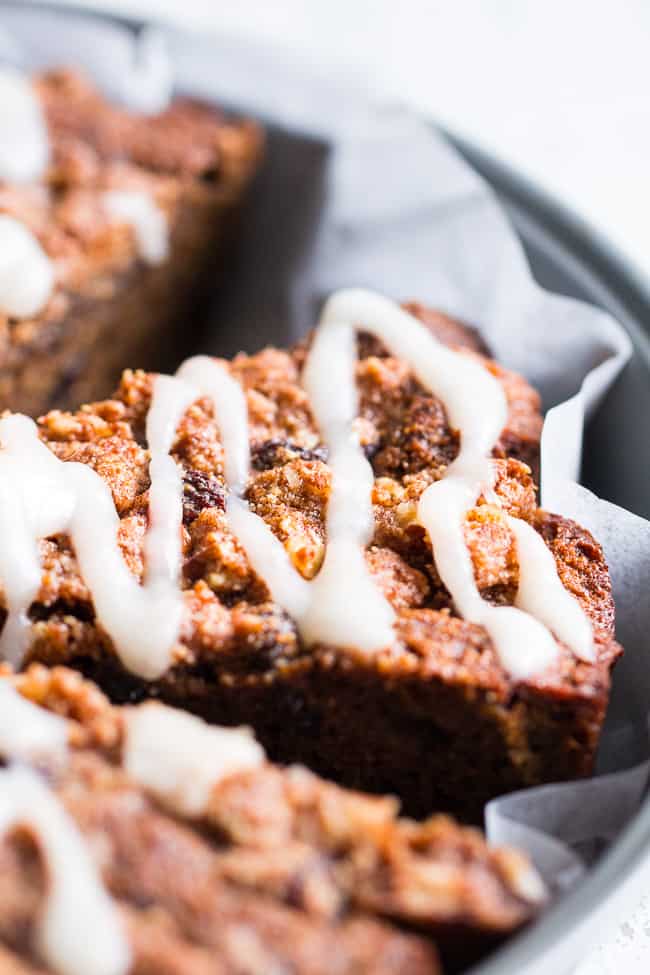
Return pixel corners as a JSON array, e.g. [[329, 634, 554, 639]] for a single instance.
[[52, 0, 650, 281], [47, 1, 650, 972]]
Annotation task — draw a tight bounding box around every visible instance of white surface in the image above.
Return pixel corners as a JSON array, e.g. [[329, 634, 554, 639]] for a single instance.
[[52, 0, 650, 281], [39, 1, 650, 972], [577, 894, 650, 975]]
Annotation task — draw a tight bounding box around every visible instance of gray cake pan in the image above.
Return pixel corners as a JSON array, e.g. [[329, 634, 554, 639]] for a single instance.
[[5, 3, 650, 973], [450, 135, 650, 975]]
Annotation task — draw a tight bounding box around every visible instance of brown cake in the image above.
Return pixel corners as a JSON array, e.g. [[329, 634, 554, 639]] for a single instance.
[[0, 68, 263, 415], [0, 664, 546, 974], [0, 293, 621, 824]]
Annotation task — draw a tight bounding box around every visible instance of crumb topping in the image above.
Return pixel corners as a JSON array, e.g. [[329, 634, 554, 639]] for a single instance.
[[3, 301, 616, 696]]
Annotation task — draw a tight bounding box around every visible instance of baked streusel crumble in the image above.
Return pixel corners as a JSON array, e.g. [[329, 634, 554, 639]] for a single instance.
[[0, 664, 548, 973]]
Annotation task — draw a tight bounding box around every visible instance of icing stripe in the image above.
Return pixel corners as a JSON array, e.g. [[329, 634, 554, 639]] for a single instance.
[[0, 215, 54, 318], [507, 514, 594, 662], [0, 682, 67, 766], [0, 290, 594, 679], [314, 290, 593, 674], [176, 353, 393, 650], [124, 701, 265, 817], [0, 383, 191, 678], [176, 356, 311, 620], [144, 375, 195, 594], [0, 765, 130, 975], [103, 190, 169, 266], [301, 318, 395, 651], [0, 68, 49, 183], [0, 415, 74, 668], [176, 356, 252, 494]]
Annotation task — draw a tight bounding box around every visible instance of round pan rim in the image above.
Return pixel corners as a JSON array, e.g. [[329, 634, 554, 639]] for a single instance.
[[5, 3, 650, 970]]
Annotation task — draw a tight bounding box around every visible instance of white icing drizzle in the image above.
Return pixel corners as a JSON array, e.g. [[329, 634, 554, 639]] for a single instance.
[[0, 764, 130, 975], [0, 68, 49, 183], [174, 355, 391, 646], [0, 215, 54, 317], [0, 682, 67, 766], [0, 389, 190, 678], [124, 701, 265, 817], [0, 415, 75, 666], [176, 356, 311, 621], [103, 190, 169, 265], [300, 318, 396, 650], [307, 289, 594, 676], [163, 296, 592, 674], [0, 288, 593, 680], [144, 373, 196, 606], [507, 514, 594, 662], [176, 356, 251, 493], [175, 353, 393, 651]]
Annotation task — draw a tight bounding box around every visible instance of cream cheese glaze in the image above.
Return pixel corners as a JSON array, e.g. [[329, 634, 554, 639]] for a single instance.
[[176, 356, 312, 621], [103, 189, 170, 265], [124, 701, 265, 817], [0, 214, 55, 318], [0, 67, 49, 183], [0, 69, 55, 318], [307, 290, 593, 675], [0, 411, 184, 679], [0, 685, 266, 975], [0, 681, 67, 765], [0, 763, 130, 975], [0, 289, 593, 680]]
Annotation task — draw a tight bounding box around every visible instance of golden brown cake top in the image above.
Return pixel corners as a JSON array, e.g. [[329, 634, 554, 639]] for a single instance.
[[0, 293, 619, 700]]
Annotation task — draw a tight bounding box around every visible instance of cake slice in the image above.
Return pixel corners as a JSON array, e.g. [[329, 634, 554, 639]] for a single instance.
[[0, 664, 546, 974], [0, 292, 621, 824], [0, 68, 263, 414]]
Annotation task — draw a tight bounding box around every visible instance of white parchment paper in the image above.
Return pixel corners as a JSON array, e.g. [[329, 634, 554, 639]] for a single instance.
[[3, 5, 650, 896]]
